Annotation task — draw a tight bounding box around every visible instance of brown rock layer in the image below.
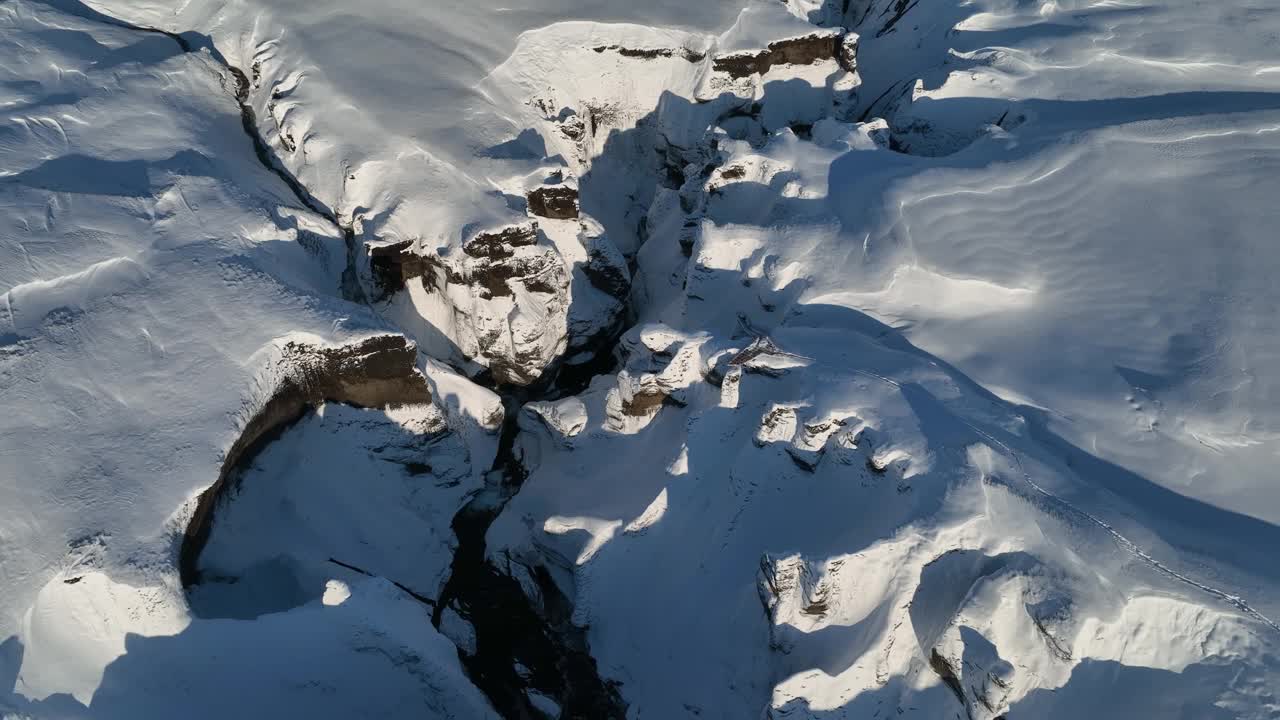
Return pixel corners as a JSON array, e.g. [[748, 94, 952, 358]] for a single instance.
[[179, 334, 432, 586], [590, 44, 707, 63], [464, 223, 541, 259], [527, 186, 580, 220], [712, 32, 845, 78]]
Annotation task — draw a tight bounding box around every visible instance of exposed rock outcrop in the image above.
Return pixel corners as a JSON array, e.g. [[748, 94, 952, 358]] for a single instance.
[[369, 239, 428, 297], [375, 210, 630, 386], [712, 30, 848, 78], [463, 223, 542, 261], [413, 223, 572, 386], [527, 185, 580, 220], [578, 226, 630, 301], [600, 326, 710, 431], [179, 334, 432, 586], [591, 44, 707, 63]]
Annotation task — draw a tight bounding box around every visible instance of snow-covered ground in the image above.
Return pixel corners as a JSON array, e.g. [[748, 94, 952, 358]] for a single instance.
[[0, 1, 495, 716], [3, 0, 1280, 716]]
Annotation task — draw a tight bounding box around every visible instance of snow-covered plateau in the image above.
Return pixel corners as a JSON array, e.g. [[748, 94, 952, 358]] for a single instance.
[[2, 0, 1279, 717]]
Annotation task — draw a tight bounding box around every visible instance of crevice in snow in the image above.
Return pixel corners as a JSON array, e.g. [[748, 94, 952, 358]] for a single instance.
[[220, 64, 368, 304], [45, 2, 370, 303]]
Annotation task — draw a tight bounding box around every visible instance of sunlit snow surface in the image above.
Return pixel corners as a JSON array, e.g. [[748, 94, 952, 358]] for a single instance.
[[0, 1, 496, 716], [3, 0, 1280, 717]]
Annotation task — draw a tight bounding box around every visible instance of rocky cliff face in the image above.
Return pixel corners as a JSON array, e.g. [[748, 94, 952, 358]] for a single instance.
[[711, 30, 852, 77], [180, 334, 435, 587]]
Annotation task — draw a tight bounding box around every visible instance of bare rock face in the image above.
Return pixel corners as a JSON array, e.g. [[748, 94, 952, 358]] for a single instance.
[[712, 31, 846, 78], [767, 32, 843, 67], [180, 334, 433, 585], [460, 224, 565, 304], [527, 185, 580, 220], [837, 32, 859, 72], [565, 220, 632, 359], [590, 44, 707, 63], [699, 27, 861, 130], [369, 240, 428, 298], [579, 225, 630, 301], [377, 222, 579, 387], [462, 223, 542, 260]]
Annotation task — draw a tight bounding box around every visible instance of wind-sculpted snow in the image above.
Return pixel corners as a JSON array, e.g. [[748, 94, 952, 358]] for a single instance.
[[0, 2, 496, 716], [71, 0, 745, 388], [484, 0, 1280, 716], [3, 0, 1280, 716]]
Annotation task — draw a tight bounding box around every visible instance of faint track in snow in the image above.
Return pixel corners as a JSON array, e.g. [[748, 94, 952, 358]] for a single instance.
[[840, 364, 1280, 635]]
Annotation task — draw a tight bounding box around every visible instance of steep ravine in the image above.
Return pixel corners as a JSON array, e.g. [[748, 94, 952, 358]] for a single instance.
[[44, 5, 627, 715], [22, 3, 1280, 719], [54, 1, 369, 304], [423, 98, 741, 719]]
